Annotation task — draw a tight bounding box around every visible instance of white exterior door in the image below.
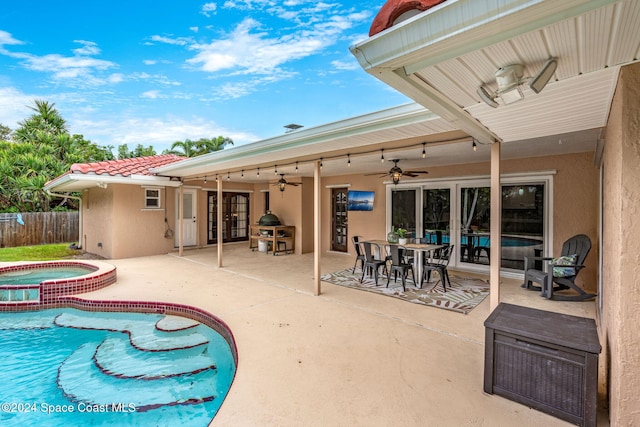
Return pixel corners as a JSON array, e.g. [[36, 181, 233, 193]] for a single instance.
[[176, 188, 197, 247]]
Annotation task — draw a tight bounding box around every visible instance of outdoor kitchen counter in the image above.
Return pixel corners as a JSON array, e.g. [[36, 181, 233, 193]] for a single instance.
[[249, 225, 295, 255]]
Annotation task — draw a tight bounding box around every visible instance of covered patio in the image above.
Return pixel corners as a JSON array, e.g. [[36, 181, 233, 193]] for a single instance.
[[81, 244, 604, 426]]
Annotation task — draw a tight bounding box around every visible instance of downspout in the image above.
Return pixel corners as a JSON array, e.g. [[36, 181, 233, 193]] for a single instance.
[[45, 190, 83, 249]]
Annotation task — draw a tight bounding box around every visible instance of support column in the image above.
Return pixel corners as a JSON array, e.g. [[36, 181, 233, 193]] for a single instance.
[[313, 160, 321, 296], [490, 142, 502, 311], [217, 177, 223, 268], [178, 184, 184, 257]]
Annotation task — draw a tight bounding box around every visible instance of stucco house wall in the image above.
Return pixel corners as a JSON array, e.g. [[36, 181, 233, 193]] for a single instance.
[[82, 186, 115, 258], [601, 61, 640, 426], [325, 152, 598, 292], [111, 184, 176, 259]]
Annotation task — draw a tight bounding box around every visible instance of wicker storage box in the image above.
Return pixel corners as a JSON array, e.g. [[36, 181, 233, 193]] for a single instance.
[[484, 303, 600, 427]]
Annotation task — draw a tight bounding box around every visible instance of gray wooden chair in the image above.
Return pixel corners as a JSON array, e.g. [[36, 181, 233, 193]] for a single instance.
[[522, 234, 595, 300]]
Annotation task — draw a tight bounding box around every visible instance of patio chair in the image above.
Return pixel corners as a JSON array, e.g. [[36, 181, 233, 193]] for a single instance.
[[361, 242, 387, 285], [421, 244, 454, 291], [522, 234, 595, 301], [351, 236, 366, 273], [386, 244, 415, 291]]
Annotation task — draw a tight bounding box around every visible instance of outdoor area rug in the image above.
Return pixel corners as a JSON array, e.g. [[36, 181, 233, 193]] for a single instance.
[[321, 269, 490, 314]]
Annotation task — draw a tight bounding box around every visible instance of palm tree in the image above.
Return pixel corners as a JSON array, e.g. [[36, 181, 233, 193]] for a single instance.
[[165, 136, 234, 157], [13, 100, 67, 143]]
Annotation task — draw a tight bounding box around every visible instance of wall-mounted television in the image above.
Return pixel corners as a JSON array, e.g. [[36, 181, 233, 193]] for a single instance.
[[347, 191, 374, 211]]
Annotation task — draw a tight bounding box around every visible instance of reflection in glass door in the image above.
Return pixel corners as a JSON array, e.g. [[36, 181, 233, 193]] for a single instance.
[[208, 192, 250, 244], [458, 184, 545, 270], [391, 189, 416, 237], [332, 188, 348, 252], [422, 188, 450, 244]]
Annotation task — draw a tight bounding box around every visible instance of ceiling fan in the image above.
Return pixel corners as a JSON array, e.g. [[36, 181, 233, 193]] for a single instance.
[[366, 159, 429, 184], [272, 174, 300, 192]]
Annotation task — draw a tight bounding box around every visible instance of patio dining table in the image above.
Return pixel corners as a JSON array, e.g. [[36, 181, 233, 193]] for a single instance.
[[364, 240, 444, 287]]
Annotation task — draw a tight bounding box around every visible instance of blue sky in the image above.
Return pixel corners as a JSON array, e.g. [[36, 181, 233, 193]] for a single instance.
[[0, 0, 410, 152]]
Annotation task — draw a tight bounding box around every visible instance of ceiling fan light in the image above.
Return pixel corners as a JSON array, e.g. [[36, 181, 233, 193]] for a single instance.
[[392, 171, 402, 185], [279, 182, 286, 192]]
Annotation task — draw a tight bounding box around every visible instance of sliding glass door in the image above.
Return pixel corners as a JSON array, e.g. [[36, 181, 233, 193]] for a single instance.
[[389, 177, 549, 273]]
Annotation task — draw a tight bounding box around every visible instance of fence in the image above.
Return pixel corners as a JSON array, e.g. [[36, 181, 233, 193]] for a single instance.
[[0, 212, 79, 248]]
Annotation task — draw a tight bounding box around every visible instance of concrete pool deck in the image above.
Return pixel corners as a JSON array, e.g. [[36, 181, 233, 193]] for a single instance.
[[78, 243, 607, 426]]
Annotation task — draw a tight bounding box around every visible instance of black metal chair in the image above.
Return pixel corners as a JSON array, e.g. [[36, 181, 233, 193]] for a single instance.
[[351, 236, 365, 273], [386, 244, 415, 291], [522, 234, 594, 300], [360, 242, 386, 285], [421, 244, 454, 291]]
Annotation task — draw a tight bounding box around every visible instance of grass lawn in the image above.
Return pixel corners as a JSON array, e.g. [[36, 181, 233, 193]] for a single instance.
[[0, 243, 81, 262]]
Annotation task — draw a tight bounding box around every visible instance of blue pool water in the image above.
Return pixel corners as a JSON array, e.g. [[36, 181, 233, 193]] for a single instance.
[[0, 267, 92, 285], [0, 309, 236, 427]]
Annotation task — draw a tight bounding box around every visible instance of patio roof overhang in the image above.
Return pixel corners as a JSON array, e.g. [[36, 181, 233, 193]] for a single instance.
[[349, 0, 637, 146]]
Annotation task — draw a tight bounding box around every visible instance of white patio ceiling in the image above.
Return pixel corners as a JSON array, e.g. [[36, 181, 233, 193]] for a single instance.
[[350, 0, 638, 148]]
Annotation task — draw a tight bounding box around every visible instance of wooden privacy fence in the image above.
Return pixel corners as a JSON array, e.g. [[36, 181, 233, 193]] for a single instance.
[[0, 212, 79, 248]]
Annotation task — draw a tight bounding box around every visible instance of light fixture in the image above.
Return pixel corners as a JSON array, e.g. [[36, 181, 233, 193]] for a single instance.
[[274, 165, 278, 175], [278, 178, 287, 192], [257, 168, 260, 177], [320, 158, 323, 169], [227, 172, 230, 181], [473, 141, 477, 151], [477, 59, 557, 108], [295, 161, 298, 172], [518, 186, 524, 196], [380, 149, 385, 163], [421, 142, 426, 158], [241, 169, 244, 178], [529, 58, 557, 94], [347, 154, 351, 166], [389, 163, 403, 185], [204, 176, 207, 184]]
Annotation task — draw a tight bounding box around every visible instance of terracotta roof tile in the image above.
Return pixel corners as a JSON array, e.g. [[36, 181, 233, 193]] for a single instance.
[[69, 154, 187, 177]]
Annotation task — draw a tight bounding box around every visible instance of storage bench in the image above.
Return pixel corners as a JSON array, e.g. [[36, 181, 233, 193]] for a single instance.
[[484, 303, 600, 426]]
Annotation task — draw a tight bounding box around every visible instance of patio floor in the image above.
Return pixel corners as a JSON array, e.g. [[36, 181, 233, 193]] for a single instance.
[[81, 243, 607, 426]]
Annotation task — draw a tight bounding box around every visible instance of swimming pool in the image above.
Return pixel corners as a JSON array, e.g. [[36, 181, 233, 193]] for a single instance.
[[0, 261, 116, 304], [0, 308, 236, 427]]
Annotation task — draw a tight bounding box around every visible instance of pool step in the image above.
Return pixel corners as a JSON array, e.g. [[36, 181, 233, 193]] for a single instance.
[[94, 336, 216, 379], [55, 312, 209, 352], [58, 342, 217, 411]]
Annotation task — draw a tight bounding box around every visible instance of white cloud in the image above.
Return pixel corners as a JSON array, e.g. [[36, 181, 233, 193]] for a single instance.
[[144, 59, 157, 65], [141, 90, 164, 99], [77, 115, 257, 150], [331, 59, 358, 71], [72, 40, 100, 56], [201, 2, 217, 17], [190, 26, 199, 33], [0, 87, 35, 128], [0, 30, 24, 48], [187, 18, 327, 75], [149, 35, 192, 46]]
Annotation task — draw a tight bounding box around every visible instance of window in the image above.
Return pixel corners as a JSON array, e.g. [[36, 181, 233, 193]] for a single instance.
[[144, 188, 161, 209]]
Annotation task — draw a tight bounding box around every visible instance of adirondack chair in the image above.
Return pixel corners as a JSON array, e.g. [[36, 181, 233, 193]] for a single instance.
[[522, 234, 595, 300]]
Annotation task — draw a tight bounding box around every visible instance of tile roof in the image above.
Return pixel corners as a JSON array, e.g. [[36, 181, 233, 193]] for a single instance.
[[70, 154, 187, 177]]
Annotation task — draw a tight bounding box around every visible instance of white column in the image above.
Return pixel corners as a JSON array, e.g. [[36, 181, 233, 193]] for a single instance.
[[217, 177, 223, 268], [314, 160, 321, 296], [178, 184, 184, 257], [490, 142, 502, 311]]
